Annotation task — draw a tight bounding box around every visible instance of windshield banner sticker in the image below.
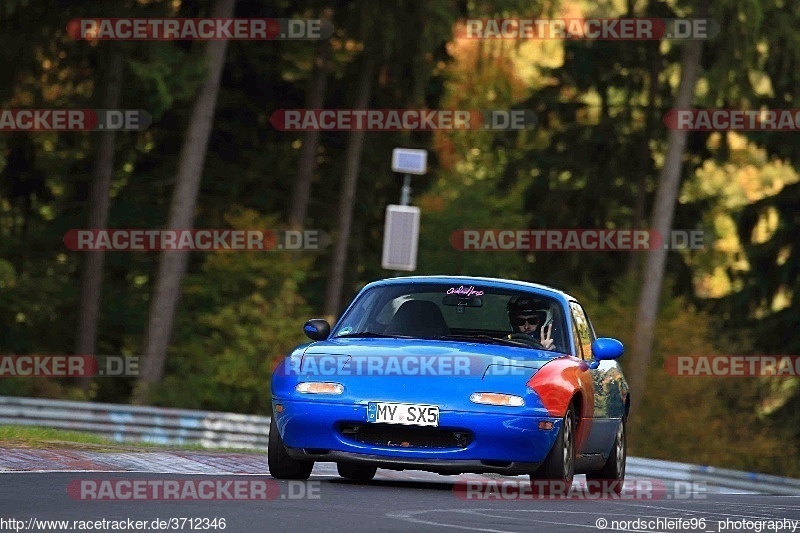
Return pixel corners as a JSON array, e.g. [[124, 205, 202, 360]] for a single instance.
[[446, 285, 484, 297]]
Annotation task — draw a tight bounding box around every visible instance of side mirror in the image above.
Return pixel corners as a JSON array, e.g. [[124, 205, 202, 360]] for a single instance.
[[303, 319, 330, 341], [589, 337, 624, 369]]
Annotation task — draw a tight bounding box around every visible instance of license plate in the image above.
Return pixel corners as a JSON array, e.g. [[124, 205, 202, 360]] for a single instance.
[[367, 402, 439, 427]]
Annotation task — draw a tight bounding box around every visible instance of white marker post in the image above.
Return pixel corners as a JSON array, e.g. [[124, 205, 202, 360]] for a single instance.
[[383, 149, 427, 271]]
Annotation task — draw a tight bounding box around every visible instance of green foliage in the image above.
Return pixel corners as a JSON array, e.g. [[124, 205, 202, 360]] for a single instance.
[[127, 44, 208, 119], [578, 278, 800, 477], [0, 259, 15, 289], [149, 210, 314, 414], [0, 0, 799, 478], [416, 158, 532, 279]]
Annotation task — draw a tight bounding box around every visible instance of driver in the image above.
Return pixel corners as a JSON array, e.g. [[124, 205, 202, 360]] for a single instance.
[[507, 296, 556, 350]]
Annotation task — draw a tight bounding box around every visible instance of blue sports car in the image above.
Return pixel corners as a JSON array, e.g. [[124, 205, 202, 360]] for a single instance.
[[269, 276, 629, 488]]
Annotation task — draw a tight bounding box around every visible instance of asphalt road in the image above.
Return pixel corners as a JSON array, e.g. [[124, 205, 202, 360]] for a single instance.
[[1, 460, 799, 533]]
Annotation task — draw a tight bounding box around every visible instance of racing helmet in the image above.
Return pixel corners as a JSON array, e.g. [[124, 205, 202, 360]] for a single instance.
[[507, 296, 552, 331]]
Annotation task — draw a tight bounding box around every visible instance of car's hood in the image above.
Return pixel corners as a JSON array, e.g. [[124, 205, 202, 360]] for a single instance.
[[300, 337, 561, 378], [274, 338, 568, 410]]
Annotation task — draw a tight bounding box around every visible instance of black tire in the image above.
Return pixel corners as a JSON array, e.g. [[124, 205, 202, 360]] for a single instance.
[[586, 418, 626, 494], [268, 417, 314, 480], [337, 462, 378, 482], [531, 403, 576, 489]]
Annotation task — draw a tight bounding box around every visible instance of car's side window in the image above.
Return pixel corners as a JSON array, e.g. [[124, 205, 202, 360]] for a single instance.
[[569, 302, 593, 361], [334, 288, 383, 334], [581, 304, 598, 342], [570, 314, 584, 359]]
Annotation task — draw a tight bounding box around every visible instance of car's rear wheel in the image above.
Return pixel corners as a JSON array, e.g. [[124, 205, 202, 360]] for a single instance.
[[586, 418, 626, 494], [337, 462, 378, 482], [531, 403, 576, 491], [268, 417, 314, 480]]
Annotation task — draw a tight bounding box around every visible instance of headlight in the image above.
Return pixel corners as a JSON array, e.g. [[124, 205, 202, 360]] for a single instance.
[[470, 392, 524, 407], [296, 382, 344, 395]]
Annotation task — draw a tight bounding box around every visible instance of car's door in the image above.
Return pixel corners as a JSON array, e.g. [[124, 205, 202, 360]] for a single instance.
[[569, 301, 627, 456]]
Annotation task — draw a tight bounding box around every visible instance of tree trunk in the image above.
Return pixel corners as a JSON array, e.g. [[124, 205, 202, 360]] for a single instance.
[[322, 57, 374, 322], [76, 51, 122, 388], [133, 0, 235, 405], [627, 47, 661, 278], [288, 9, 332, 229], [628, 33, 705, 418]]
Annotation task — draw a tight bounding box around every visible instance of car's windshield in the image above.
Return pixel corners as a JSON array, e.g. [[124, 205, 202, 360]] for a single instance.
[[331, 282, 569, 353]]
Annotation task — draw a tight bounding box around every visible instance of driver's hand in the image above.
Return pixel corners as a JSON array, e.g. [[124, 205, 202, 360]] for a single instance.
[[540, 322, 555, 350]]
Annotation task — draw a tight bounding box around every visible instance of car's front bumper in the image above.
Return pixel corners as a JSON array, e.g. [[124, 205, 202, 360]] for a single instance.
[[272, 397, 561, 473], [286, 448, 541, 475]]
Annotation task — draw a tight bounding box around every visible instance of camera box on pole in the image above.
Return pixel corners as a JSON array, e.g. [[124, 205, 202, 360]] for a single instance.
[[381, 205, 420, 271]]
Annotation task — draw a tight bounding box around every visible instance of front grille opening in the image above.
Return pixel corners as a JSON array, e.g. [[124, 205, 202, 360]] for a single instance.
[[339, 423, 473, 449], [481, 460, 512, 468], [303, 448, 330, 455]]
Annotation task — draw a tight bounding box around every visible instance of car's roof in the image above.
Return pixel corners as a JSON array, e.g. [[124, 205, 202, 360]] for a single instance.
[[363, 275, 577, 302]]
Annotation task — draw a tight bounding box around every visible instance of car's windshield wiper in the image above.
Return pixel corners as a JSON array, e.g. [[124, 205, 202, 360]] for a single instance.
[[436, 334, 533, 347], [334, 332, 414, 339]]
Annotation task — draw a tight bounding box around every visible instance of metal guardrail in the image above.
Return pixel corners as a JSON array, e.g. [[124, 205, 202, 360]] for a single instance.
[[0, 396, 269, 450], [626, 457, 800, 496], [1, 396, 799, 495]]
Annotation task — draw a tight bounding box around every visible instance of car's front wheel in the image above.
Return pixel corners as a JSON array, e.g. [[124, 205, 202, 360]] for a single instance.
[[268, 417, 314, 480], [586, 418, 626, 494], [337, 462, 377, 482], [531, 403, 576, 490]]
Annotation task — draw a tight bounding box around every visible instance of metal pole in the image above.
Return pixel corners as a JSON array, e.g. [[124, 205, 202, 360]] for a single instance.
[[399, 174, 411, 206], [393, 174, 413, 277]]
